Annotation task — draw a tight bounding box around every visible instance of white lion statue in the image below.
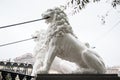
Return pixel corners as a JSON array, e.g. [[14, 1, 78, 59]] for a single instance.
[[37, 7, 106, 74], [31, 30, 79, 76]]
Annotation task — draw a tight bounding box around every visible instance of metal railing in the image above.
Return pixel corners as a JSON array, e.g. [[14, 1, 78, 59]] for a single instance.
[[0, 61, 35, 80], [0, 69, 35, 80]]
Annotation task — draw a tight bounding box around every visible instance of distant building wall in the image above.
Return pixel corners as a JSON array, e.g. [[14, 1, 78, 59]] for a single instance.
[[106, 66, 120, 74], [106, 68, 119, 74]]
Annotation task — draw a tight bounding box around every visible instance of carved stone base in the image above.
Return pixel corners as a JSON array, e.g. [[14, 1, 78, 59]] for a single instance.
[[36, 74, 120, 80]]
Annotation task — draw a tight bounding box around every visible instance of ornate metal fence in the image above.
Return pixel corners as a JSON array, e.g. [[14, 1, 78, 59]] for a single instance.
[[0, 61, 35, 80]]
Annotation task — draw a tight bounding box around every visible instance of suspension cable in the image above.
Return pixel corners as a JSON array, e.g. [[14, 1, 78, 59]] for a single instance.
[[0, 16, 49, 47], [0, 37, 37, 47], [0, 16, 50, 29]]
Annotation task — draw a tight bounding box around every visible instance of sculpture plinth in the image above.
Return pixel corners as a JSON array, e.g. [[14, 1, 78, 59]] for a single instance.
[[36, 74, 120, 80]]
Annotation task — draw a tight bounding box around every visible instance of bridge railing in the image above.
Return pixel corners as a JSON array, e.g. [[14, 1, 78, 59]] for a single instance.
[[0, 69, 35, 80], [0, 61, 35, 80]]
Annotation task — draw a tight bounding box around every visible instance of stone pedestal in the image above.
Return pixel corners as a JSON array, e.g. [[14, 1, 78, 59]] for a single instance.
[[36, 74, 120, 80]]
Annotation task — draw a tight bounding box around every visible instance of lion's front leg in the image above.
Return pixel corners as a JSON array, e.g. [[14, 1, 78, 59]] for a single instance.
[[31, 59, 43, 76], [37, 44, 58, 74]]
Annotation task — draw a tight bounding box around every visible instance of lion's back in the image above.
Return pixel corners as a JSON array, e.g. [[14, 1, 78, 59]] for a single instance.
[[54, 34, 86, 63]]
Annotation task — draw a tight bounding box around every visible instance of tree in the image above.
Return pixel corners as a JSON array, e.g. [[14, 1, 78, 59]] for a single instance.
[[61, 0, 120, 24], [112, 0, 120, 8], [65, 0, 120, 13]]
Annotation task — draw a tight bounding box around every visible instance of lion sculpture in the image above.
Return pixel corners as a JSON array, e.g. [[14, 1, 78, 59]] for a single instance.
[[31, 30, 79, 76], [37, 7, 106, 74]]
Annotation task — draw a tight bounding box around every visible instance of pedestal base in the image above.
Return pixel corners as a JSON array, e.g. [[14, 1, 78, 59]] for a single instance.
[[36, 74, 120, 80]]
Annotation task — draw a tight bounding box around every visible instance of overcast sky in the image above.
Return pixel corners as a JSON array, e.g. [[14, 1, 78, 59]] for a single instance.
[[0, 0, 120, 66]]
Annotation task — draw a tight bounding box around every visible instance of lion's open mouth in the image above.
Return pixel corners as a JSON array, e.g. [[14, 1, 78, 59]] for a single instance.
[[41, 13, 51, 20], [42, 14, 52, 23], [43, 16, 50, 19]]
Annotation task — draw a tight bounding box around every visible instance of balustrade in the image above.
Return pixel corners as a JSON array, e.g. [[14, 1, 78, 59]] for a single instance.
[[0, 61, 35, 80]]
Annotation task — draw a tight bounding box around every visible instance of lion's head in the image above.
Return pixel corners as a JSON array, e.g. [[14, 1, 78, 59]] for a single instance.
[[41, 7, 77, 45], [32, 30, 48, 57], [41, 7, 69, 25], [31, 30, 46, 42]]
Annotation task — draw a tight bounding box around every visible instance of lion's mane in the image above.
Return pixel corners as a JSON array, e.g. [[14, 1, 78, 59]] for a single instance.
[[44, 7, 77, 45], [32, 30, 47, 58]]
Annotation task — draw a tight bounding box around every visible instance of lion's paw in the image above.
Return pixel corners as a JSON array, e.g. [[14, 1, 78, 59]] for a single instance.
[[37, 67, 48, 74], [72, 70, 83, 74]]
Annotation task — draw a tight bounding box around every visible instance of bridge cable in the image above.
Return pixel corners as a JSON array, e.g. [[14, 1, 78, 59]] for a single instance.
[[0, 16, 50, 29], [0, 37, 37, 47]]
